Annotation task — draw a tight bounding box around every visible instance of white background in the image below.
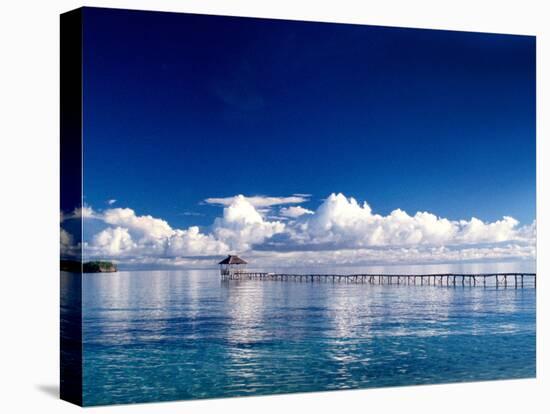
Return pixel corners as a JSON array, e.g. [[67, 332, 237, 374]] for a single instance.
[[0, 0, 548, 412]]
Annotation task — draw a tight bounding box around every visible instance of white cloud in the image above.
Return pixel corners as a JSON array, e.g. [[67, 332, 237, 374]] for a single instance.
[[280, 205, 314, 218], [85, 198, 284, 259], [239, 243, 535, 269], [166, 226, 228, 256], [84, 207, 226, 259], [92, 227, 136, 256], [60, 228, 72, 247], [61, 205, 96, 221], [205, 194, 308, 207], [77, 205, 96, 219], [458, 216, 519, 244], [517, 219, 537, 240], [81, 192, 535, 267], [181, 211, 203, 216], [107, 199, 117, 205], [60, 228, 79, 258], [102, 208, 173, 242], [291, 193, 533, 249], [213, 195, 285, 251]]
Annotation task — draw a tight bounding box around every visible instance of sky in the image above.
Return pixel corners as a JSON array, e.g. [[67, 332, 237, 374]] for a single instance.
[[66, 7, 536, 269]]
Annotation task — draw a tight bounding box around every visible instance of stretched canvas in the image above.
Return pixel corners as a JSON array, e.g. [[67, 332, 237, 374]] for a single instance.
[[60, 7, 536, 406]]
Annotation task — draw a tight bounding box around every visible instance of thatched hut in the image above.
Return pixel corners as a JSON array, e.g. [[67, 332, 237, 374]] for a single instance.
[[218, 255, 247, 278]]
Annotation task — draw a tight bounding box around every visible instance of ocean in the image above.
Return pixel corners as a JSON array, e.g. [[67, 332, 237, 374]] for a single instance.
[[78, 266, 536, 406]]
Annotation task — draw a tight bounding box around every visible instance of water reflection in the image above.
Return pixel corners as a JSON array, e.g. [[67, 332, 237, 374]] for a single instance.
[[82, 269, 536, 406], [60, 272, 82, 405], [221, 279, 267, 345]]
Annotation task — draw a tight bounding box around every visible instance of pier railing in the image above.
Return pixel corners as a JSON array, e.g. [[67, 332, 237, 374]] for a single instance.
[[220, 272, 536, 288]]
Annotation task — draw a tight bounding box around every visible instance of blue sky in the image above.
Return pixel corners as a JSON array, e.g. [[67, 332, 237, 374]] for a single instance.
[[75, 7, 536, 267]]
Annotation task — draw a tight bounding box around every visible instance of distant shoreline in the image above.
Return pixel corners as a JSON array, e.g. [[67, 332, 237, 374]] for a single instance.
[[60, 260, 117, 273]]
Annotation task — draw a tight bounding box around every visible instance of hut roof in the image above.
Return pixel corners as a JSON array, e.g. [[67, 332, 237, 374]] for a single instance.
[[218, 255, 247, 265]]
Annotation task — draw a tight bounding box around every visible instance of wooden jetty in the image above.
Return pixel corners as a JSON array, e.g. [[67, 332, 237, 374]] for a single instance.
[[221, 271, 535, 288], [217, 255, 535, 288]]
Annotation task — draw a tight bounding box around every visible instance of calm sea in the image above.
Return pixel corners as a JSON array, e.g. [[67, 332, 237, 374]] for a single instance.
[[80, 266, 536, 406]]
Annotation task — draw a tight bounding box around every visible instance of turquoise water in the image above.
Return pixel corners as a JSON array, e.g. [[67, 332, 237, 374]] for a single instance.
[[82, 269, 536, 406]]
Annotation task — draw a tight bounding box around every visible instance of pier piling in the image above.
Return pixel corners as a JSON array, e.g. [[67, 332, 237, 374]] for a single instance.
[[219, 271, 535, 289]]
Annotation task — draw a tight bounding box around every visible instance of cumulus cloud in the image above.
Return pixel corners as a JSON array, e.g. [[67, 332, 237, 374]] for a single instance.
[[166, 227, 228, 256], [279, 205, 314, 218], [85, 207, 226, 259], [80, 192, 536, 267], [102, 208, 173, 242], [60, 228, 79, 258], [205, 194, 308, 207], [290, 193, 533, 249], [61, 205, 96, 221], [92, 227, 136, 256], [458, 216, 519, 244], [213, 195, 285, 250], [60, 228, 73, 247], [107, 199, 117, 205], [84, 197, 285, 259]]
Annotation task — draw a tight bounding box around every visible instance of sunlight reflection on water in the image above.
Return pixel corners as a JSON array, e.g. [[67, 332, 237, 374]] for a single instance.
[[82, 267, 535, 406]]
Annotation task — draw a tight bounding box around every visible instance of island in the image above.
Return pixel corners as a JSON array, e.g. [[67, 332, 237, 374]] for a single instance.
[[60, 260, 118, 273], [83, 261, 118, 273]]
